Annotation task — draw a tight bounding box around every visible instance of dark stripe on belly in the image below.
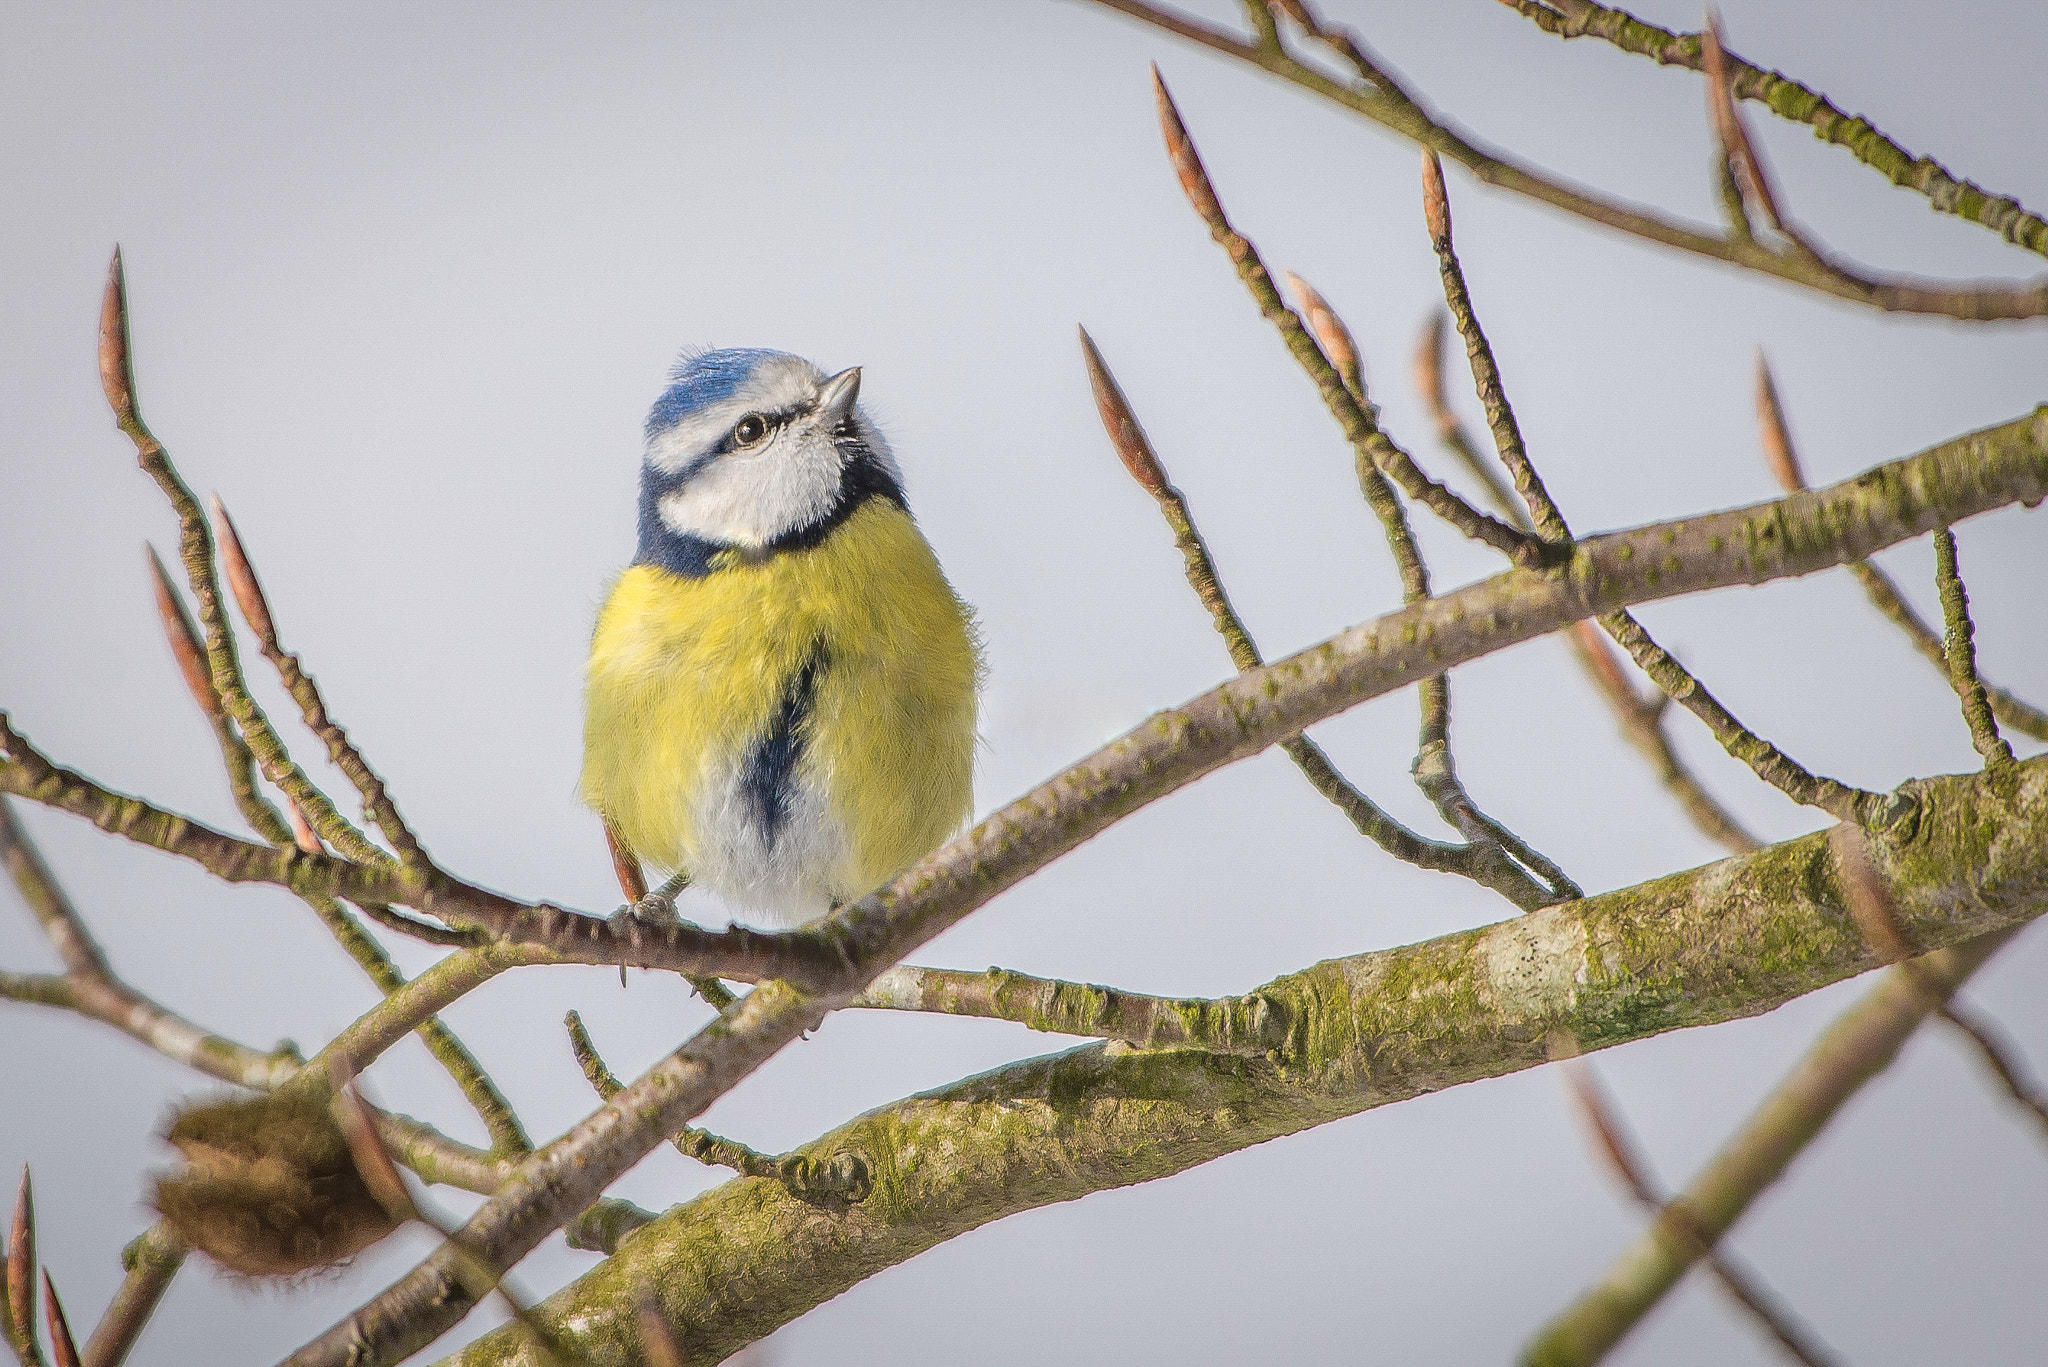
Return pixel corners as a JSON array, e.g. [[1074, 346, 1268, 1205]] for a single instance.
[[741, 644, 827, 849]]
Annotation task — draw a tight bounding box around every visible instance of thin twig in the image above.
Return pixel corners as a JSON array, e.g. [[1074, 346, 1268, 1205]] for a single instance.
[[1081, 325, 1566, 909], [1931, 529, 2016, 773], [1410, 314, 1760, 852], [1502, 0, 2048, 259], [209, 497, 427, 865], [1149, 66, 1549, 566], [79, 1227, 182, 1367], [1525, 925, 2019, 1366], [851, 963, 1288, 1055], [565, 1012, 870, 1200], [1413, 312, 1522, 517], [1274, 271, 1577, 899], [1832, 827, 2048, 1141], [330, 1085, 568, 1367], [1088, 2, 2048, 318], [1700, 13, 1789, 241], [1419, 149, 1571, 542], [1556, 1049, 1842, 1366], [1597, 610, 1877, 823], [145, 545, 291, 845], [1754, 355, 2048, 742], [99, 250, 384, 864]]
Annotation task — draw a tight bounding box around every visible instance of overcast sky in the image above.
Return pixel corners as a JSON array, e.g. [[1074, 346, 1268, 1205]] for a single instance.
[[4, 2, 2046, 1363]]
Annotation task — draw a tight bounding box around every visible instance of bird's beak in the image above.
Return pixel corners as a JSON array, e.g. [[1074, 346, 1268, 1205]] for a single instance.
[[817, 367, 862, 427]]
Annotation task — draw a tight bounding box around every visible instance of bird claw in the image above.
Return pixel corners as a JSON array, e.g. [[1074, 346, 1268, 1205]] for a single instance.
[[608, 890, 681, 932]]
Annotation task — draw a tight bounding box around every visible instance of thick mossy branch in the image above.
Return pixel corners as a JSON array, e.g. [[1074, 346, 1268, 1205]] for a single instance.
[[445, 756, 2048, 1366], [1503, 0, 2048, 258]]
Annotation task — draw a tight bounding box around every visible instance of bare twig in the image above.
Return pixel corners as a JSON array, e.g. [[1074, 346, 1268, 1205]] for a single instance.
[[1149, 67, 1550, 566], [80, 1227, 183, 1367], [1833, 827, 2048, 1141], [330, 1086, 567, 1367], [1931, 529, 2017, 772], [1502, 0, 2048, 259], [1081, 325, 1567, 908], [100, 250, 384, 865], [1700, 12, 1789, 241], [1088, 2, 2048, 318], [1753, 356, 2048, 742], [852, 963, 1289, 1055], [1414, 319, 1762, 854], [1596, 610, 1879, 823], [565, 1012, 869, 1200], [1418, 149, 1570, 541], [1524, 926, 2018, 1366], [1557, 1051, 1842, 1366], [209, 497, 426, 865]]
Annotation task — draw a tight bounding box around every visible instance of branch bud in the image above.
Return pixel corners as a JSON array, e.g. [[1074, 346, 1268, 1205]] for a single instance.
[[1702, 12, 1784, 233], [1752, 352, 1807, 492], [285, 795, 324, 857], [1420, 149, 1451, 243], [1151, 66, 1227, 230], [1282, 271, 1364, 398], [7, 1167, 33, 1355], [147, 546, 220, 720], [1077, 327, 1172, 499], [42, 1271, 81, 1367], [208, 495, 278, 649], [98, 247, 139, 431]]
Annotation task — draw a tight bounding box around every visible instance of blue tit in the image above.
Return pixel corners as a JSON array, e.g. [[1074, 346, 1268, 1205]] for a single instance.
[[581, 348, 982, 927]]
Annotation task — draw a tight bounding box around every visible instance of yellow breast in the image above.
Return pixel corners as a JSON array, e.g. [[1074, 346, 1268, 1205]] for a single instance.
[[580, 500, 981, 917]]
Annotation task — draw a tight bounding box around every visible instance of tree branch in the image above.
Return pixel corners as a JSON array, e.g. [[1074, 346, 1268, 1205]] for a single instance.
[[1502, 0, 2048, 258], [442, 753, 2048, 1364], [1083, 0, 2048, 318]]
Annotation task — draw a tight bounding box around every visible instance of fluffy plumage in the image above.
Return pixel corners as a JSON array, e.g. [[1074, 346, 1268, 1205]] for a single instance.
[[581, 349, 981, 925]]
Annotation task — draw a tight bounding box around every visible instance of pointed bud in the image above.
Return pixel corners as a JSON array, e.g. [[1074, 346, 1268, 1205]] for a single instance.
[[1830, 826, 1916, 965], [148, 546, 220, 720], [99, 247, 139, 429], [209, 495, 278, 649], [7, 1168, 33, 1353], [636, 1282, 685, 1367], [1412, 312, 1453, 427], [1078, 328, 1172, 499], [286, 795, 324, 857], [1753, 351, 1806, 492], [331, 1085, 414, 1225], [42, 1271, 81, 1367], [1151, 66, 1227, 229], [1420, 150, 1451, 243], [1283, 271, 1364, 398], [1571, 619, 1638, 706], [1702, 11, 1783, 233]]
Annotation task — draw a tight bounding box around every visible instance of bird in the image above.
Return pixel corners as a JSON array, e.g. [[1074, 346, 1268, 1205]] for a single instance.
[[581, 348, 982, 929]]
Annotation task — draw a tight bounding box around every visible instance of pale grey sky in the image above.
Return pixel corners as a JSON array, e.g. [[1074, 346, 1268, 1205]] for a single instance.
[[3, 2, 2046, 1363]]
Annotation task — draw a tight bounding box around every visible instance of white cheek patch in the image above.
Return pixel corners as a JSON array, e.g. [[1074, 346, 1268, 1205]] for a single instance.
[[658, 427, 845, 547]]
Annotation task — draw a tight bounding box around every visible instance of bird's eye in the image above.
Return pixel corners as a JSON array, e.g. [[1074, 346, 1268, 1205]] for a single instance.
[[732, 414, 769, 447]]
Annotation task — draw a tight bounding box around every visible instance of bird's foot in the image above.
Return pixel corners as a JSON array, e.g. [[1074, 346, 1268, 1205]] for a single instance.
[[608, 889, 681, 932]]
